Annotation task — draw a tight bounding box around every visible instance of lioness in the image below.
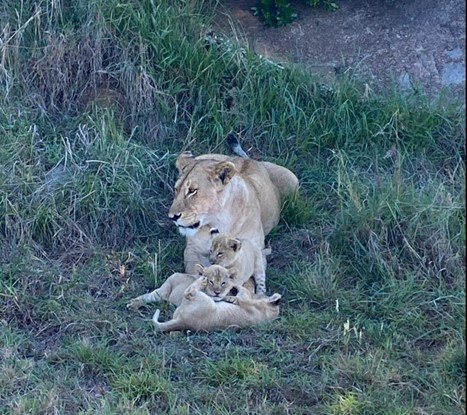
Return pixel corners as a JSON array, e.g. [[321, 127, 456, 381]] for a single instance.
[[209, 233, 271, 295], [127, 264, 240, 309], [152, 274, 282, 332], [169, 145, 298, 273]]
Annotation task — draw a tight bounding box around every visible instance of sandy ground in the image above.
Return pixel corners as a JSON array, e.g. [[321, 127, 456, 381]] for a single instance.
[[215, 0, 465, 97]]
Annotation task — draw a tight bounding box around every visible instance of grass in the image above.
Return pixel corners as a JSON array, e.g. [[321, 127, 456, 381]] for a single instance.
[[0, 0, 465, 413]]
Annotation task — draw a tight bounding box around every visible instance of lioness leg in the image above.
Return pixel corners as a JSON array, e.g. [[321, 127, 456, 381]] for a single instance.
[[235, 285, 255, 301], [262, 161, 299, 199], [184, 241, 210, 274], [242, 277, 256, 293], [253, 253, 267, 296]]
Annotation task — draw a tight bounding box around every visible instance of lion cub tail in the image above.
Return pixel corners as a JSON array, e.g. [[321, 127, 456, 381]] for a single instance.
[[152, 309, 162, 326], [152, 309, 186, 332], [152, 309, 169, 332]]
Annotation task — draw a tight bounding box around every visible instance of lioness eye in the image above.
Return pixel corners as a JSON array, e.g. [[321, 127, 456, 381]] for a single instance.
[[187, 188, 197, 196]]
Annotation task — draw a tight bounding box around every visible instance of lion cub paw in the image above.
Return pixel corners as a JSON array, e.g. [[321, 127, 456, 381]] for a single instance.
[[222, 295, 239, 305], [185, 278, 206, 300], [126, 296, 146, 311]]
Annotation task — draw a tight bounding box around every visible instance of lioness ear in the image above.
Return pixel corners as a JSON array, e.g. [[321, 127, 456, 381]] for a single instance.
[[194, 264, 205, 276], [176, 151, 195, 174], [210, 161, 236, 186], [228, 238, 241, 252]]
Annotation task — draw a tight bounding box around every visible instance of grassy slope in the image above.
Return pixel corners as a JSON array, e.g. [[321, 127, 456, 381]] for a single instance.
[[0, 0, 465, 414]]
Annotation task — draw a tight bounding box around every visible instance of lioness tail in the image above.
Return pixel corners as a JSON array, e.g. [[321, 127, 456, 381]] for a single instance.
[[227, 133, 249, 158]]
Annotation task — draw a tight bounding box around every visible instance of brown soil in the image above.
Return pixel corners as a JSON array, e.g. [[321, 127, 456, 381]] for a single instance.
[[215, 0, 466, 97]]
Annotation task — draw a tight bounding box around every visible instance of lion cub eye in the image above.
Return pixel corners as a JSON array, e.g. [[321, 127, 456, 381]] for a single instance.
[[221, 282, 226, 286], [217, 252, 223, 257], [208, 280, 214, 285]]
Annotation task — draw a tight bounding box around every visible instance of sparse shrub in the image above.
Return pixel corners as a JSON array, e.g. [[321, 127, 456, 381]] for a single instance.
[[252, 0, 297, 27], [253, 0, 338, 27]]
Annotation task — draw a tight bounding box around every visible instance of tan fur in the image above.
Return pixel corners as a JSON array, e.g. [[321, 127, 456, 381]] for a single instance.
[[152, 273, 282, 332], [209, 234, 271, 295], [127, 272, 198, 309], [127, 265, 240, 309], [194, 264, 236, 301], [169, 152, 298, 274]]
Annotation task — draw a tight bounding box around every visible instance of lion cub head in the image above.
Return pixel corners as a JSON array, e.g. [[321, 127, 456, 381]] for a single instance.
[[209, 235, 242, 267], [195, 264, 237, 301]]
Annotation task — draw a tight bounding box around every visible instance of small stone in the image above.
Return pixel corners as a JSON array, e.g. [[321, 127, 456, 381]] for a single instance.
[[441, 63, 466, 85], [399, 71, 411, 89], [446, 47, 463, 59]]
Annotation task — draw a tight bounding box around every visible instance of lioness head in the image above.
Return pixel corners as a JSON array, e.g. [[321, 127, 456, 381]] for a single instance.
[[168, 152, 237, 236], [209, 234, 241, 266], [195, 264, 237, 301]]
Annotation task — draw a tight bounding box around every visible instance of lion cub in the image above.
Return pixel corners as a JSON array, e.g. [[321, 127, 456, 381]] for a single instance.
[[209, 234, 270, 295], [194, 264, 237, 302], [152, 271, 282, 332], [127, 264, 237, 310]]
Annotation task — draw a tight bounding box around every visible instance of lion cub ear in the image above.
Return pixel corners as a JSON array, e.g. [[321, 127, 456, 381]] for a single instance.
[[176, 151, 195, 174], [228, 238, 242, 252], [194, 264, 205, 276], [210, 161, 236, 186], [269, 293, 282, 306]]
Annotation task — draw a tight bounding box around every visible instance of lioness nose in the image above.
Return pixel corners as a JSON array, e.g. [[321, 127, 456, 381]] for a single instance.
[[169, 213, 181, 221]]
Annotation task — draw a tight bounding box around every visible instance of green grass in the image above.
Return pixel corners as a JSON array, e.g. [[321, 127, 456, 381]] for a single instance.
[[0, 0, 465, 414]]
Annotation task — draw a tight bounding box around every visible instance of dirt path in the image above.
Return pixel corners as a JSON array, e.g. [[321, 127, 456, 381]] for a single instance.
[[215, 0, 465, 97]]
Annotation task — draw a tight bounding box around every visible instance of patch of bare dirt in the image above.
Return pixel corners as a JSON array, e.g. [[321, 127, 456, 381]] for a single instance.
[[215, 0, 466, 97]]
